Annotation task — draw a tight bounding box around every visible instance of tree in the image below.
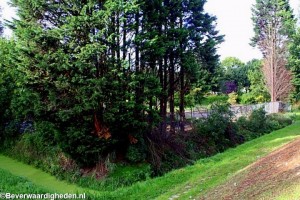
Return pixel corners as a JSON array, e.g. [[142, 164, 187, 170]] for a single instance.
[[10, 0, 145, 165], [220, 57, 250, 93], [251, 0, 295, 101], [241, 59, 270, 104], [289, 28, 300, 101], [9, 0, 223, 165], [0, 38, 17, 131], [139, 0, 223, 133]]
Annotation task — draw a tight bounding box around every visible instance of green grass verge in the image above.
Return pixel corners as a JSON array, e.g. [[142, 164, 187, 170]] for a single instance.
[[104, 119, 300, 199], [0, 155, 96, 195], [0, 168, 51, 194], [276, 184, 300, 200], [1, 117, 300, 199]]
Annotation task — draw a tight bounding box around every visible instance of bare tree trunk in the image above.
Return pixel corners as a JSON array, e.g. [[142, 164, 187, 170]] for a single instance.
[[262, 27, 293, 102], [179, 15, 185, 132]]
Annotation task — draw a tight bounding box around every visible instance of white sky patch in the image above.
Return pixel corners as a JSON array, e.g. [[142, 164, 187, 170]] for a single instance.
[[205, 0, 299, 62], [0, 0, 17, 37]]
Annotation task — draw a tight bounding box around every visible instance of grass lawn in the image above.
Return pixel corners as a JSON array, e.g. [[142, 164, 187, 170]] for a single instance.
[[0, 168, 51, 194], [0, 155, 98, 195], [1, 115, 300, 199]]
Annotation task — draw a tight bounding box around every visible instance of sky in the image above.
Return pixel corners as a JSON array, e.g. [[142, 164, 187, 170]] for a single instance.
[[205, 0, 300, 62], [1, 0, 299, 62]]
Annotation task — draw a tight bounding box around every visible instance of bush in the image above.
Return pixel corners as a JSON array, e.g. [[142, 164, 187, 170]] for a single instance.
[[4, 121, 63, 174], [292, 101, 300, 111], [192, 103, 243, 153], [236, 108, 267, 140], [239, 92, 269, 105], [126, 143, 147, 163], [266, 113, 293, 129], [200, 95, 228, 105], [227, 92, 238, 105], [239, 93, 256, 105], [247, 108, 267, 133], [236, 110, 293, 141], [56, 126, 115, 167]]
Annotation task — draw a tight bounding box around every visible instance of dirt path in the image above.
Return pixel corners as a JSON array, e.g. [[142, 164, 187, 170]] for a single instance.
[[200, 138, 300, 200]]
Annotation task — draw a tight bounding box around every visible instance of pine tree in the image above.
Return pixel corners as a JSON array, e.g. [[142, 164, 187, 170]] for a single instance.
[[289, 28, 300, 101], [140, 0, 223, 133], [251, 0, 295, 101], [10, 0, 223, 165], [10, 0, 143, 165]]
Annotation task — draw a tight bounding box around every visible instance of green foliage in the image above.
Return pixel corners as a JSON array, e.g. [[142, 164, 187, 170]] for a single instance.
[[175, 89, 197, 108], [200, 94, 228, 106], [62, 163, 151, 191], [227, 92, 238, 105], [192, 103, 241, 153], [0, 169, 51, 194], [289, 28, 300, 101], [292, 101, 300, 111], [267, 113, 293, 128], [1, 118, 299, 199], [0, 39, 18, 127], [57, 126, 115, 167], [3, 0, 223, 168], [251, 0, 295, 48], [239, 93, 256, 104], [220, 57, 250, 92], [236, 109, 293, 140], [241, 59, 270, 104], [3, 122, 62, 175], [126, 140, 147, 163]]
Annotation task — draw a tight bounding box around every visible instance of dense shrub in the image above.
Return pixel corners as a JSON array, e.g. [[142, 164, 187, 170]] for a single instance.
[[236, 109, 293, 141], [247, 108, 267, 133], [266, 113, 293, 129], [3, 121, 62, 174], [192, 103, 243, 153], [200, 95, 228, 106], [146, 127, 191, 176], [239, 93, 269, 105], [225, 81, 238, 94], [239, 93, 256, 104], [126, 140, 147, 163], [292, 101, 300, 111], [56, 126, 115, 167], [227, 92, 238, 105]]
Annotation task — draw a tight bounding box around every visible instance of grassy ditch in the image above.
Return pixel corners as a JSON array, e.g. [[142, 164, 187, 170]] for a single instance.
[[1, 116, 300, 199]]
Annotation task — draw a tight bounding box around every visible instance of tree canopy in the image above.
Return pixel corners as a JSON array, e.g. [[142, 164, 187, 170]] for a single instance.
[[251, 0, 295, 101], [5, 0, 223, 165]]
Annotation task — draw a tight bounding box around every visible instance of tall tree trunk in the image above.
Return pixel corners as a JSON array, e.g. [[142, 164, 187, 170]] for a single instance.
[[179, 15, 185, 132], [169, 52, 175, 134], [116, 11, 121, 68]]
